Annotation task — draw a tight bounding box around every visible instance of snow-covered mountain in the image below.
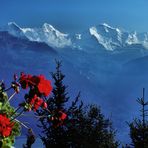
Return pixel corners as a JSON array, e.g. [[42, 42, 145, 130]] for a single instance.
[[2, 22, 148, 51], [0, 31, 56, 54], [89, 23, 125, 50], [2, 22, 72, 48], [74, 23, 148, 51]]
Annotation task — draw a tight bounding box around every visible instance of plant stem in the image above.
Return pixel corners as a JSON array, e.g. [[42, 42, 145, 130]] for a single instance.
[[8, 92, 17, 102], [11, 109, 24, 122], [14, 119, 30, 129], [21, 113, 48, 119], [4, 86, 12, 92], [10, 106, 22, 117], [3, 92, 17, 108]]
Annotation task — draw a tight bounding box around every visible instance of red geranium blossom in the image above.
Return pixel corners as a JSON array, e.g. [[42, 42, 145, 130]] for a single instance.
[[20, 73, 33, 89], [59, 111, 67, 120], [48, 111, 67, 128], [20, 73, 52, 97], [0, 114, 14, 137], [37, 75, 52, 96], [42, 102, 47, 109], [29, 95, 47, 111]]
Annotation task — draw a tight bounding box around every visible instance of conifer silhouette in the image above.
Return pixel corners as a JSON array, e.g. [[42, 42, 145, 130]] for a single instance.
[[37, 61, 119, 148], [128, 88, 148, 148]]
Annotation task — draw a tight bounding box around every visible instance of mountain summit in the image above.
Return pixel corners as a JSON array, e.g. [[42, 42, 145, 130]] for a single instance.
[[1, 22, 148, 51], [3, 22, 72, 48], [88, 23, 148, 50]]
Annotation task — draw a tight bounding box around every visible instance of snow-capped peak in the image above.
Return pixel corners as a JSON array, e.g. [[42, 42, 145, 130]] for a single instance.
[[89, 24, 123, 50], [5, 22, 72, 48], [100, 23, 121, 33], [42, 23, 56, 32], [101, 23, 115, 30], [89, 27, 114, 50], [42, 23, 68, 37], [6, 22, 25, 38], [2, 22, 148, 51], [8, 22, 20, 29], [87, 23, 148, 50], [126, 31, 139, 45]]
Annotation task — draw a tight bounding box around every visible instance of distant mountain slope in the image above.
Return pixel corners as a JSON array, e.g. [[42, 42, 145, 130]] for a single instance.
[[73, 23, 148, 51], [0, 31, 56, 53], [3, 22, 72, 48], [1, 22, 148, 51]]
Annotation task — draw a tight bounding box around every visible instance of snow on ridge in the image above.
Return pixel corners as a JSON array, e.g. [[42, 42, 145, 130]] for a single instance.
[[6, 22, 72, 48], [89, 26, 122, 51], [89, 23, 148, 50], [8, 22, 20, 28], [6, 22, 26, 38], [126, 31, 139, 45], [90, 27, 114, 50], [101, 23, 116, 30], [143, 33, 148, 49], [100, 23, 121, 34], [42, 23, 69, 37], [76, 34, 82, 40], [3, 22, 148, 50]]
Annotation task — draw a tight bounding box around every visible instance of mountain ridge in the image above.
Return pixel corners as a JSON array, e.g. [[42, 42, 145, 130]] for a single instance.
[[1, 22, 148, 51]]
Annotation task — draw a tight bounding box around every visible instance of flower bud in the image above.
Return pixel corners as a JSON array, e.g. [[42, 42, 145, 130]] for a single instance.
[[14, 74, 18, 81], [42, 102, 47, 109]]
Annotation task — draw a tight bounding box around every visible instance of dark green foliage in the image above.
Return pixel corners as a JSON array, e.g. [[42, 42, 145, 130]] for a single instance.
[[129, 119, 148, 147], [0, 82, 20, 148], [37, 61, 119, 148], [66, 104, 119, 148], [49, 60, 69, 110], [37, 61, 70, 147], [128, 88, 148, 148]]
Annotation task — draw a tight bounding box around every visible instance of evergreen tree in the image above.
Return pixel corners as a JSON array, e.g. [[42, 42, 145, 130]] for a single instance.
[[66, 104, 119, 148], [37, 61, 119, 148], [128, 88, 148, 148], [37, 61, 70, 147]]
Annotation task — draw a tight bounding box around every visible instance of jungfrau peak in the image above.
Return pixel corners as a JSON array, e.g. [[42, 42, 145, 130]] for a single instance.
[[88, 23, 148, 50]]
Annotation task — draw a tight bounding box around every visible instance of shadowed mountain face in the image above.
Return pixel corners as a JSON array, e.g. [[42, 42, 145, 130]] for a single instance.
[[1, 22, 148, 143], [0, 31, 56, 53]]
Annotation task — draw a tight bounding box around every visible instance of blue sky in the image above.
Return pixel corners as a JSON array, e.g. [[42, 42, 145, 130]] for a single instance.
[[1, 0, 148, 33]]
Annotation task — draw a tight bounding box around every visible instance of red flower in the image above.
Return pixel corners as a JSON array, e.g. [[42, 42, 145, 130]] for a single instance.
[[37, 75, 52, 96], [0, 114, 14, 137], [34, 98, 43, 111], [59, 111, 67, 120], [30, 94, 38, 105], [42, 102, 47, 109], [20, 73, 33, 89], [29, 95, 45, 111], [20, 73, 52, 97], [30, 76, 40, 86], [48, 111, 67, 128]]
